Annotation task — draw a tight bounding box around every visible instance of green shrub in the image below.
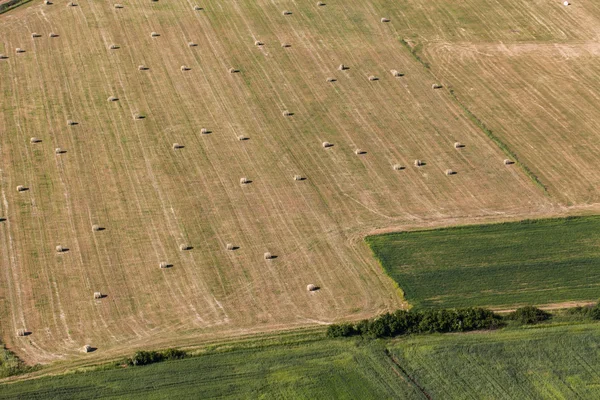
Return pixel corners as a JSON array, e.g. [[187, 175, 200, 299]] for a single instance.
[[507, 306, 551, 324]]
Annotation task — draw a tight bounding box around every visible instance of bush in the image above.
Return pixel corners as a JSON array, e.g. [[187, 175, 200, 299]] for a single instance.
[[128, 348, 188, 366], [590, 302, 600, 320], [327, 307, 503, 338], [507, 306, 551, 325]]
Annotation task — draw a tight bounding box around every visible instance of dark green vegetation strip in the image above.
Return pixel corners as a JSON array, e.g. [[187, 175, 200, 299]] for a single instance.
[[367, 216, 600, 309], [0, 0, 32, 15], [3, 323, 600, 399]]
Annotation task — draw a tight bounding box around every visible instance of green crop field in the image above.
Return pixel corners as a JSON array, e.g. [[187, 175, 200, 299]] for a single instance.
[[388, 322, 600, 399], [367, 217, 600, 309], [2, 322, 600, 399]]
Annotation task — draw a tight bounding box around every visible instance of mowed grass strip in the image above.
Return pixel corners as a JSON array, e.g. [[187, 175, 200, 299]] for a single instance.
[[367, 216, 600, 309], [0, 341, 421, 400], [389, 323, 600, 399]]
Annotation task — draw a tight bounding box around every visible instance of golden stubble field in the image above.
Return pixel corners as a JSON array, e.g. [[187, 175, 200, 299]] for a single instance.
[[0, 0, 573, 364]]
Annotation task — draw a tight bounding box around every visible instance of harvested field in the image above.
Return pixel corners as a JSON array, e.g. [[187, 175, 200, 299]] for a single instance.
[[0, 0, 560, 364], [367, 217, 600, 309]]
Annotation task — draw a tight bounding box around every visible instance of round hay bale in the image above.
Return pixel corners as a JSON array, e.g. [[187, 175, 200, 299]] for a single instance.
[[281, 43, 291, 48], [564, 1, 570, 5], [229, 67, 239, 73], [254, 40, 264, 46], [200, 128, 209, 134], [107, 96, 118, 102], [133, 113, 144, 120], [355, 149, 365, 155], [67, 120, 76, 126], [49, 33, 59, 38], [55, 148, 64, 154], [391, 70, 403, 77], [173, 143, 184, 149], [322, 141, 333, 148], [381, 17, 390, 22], [282, 110, 292, 117], [179, 244, 190, 251], [44, 0, 52, 5], [240, 177, 250, 184], [432, 83, 443, 89], [293, 175, 303, 181], [114, 4, 124, 8], [338, 64, 347, 71], [264, 252, 273, 260], [307, 284, 318, 291], [92, 224, 102, 232], [368, 76, 378, 81], [454, 142, 463, 149], [445, 169, 455, 176], [180, 65, 190, 71], [326, 77, 336, 82], [282, 10, 292, 15], [226, 243, 235, 250], [32, 33, 42, 38], [67, 2, 76, 6], [504, 159, 514, 165], [30, 137, 41, 144], [138, 65, 148, 71], [150, 32, 160, 37], [237, 135, 248, 141], [109, 44, 119, 50], [16, 48, 25, 54], [16, 329, 27, 337], [188, 42, 198, 47], [193, 5, 202, 10], [56, 245, 65, 253], [414, 159, 423, 167], [159, 262, 168, 269], [93, 292, 103, 299], [392, 164, 404, 171], [16, 185, 27, 192], [82, 345, 93, 353], [317, 1, 325, 6]]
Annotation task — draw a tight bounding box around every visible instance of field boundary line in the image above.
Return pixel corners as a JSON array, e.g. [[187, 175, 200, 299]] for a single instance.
[[0, 0, 32, 15], [398, 37, 549, 197], [383, 349, 431, 399]]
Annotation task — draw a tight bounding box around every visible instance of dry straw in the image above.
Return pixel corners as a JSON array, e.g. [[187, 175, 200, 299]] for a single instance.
[[114, 4, 124, 8], [30, 137, 41, 144], [338, 64, 348, 71], [432, 83, 443, 89], [281, 43, 291, 48], [282, 10, 292, 15], [226, 243, 235, 250], [255, 40, 264, 46], [322, 141, 333, 148], [381, 17, 390, 22], [264, 252, 273, 260], [93, 292, 103, 299], [293, 175, 303, 181], [82, 345, 93, 353], [16, 48, 25, 53], [67, 2, 76, 6], [391, 70, 403, 77], [200, 128, 209, 134], [393, 164, 404, 170], [188, 42, 198, 47], [504, 159, 514, 165], [16, 185, 27, 192], [355, 149, 365, 155], [181, 65, 190, 71], [67, 120, 76, 126], [150, 32, 160, 37], [107, 96, 118, 102], [445, 169, 455, 176], [326, 77, 336, 82], [229, 67, 239, 73], [237, 135, 248, 141], [414, 160, 423, 167], [56, 245, 65, 253], [179, 244, 190, 251], [49, 33, 59, 38], [92, 224, 102, 232], [55, 148, 65, 154], [138, 65, 148, 70], [454, 142, 464, 149], [368, 76, 378, 81], [317, 1, 325, 5], [16, 329, 27, 337], [282, 111, 292, 117], [193, 5, 202, 10], [159, 262, 168, 269], [173, 143, 184, 149], [109, 44, 119, 50], [240, 177, 250, 184], [307, 284, 318, 291], [32, 33, 42, 38]]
